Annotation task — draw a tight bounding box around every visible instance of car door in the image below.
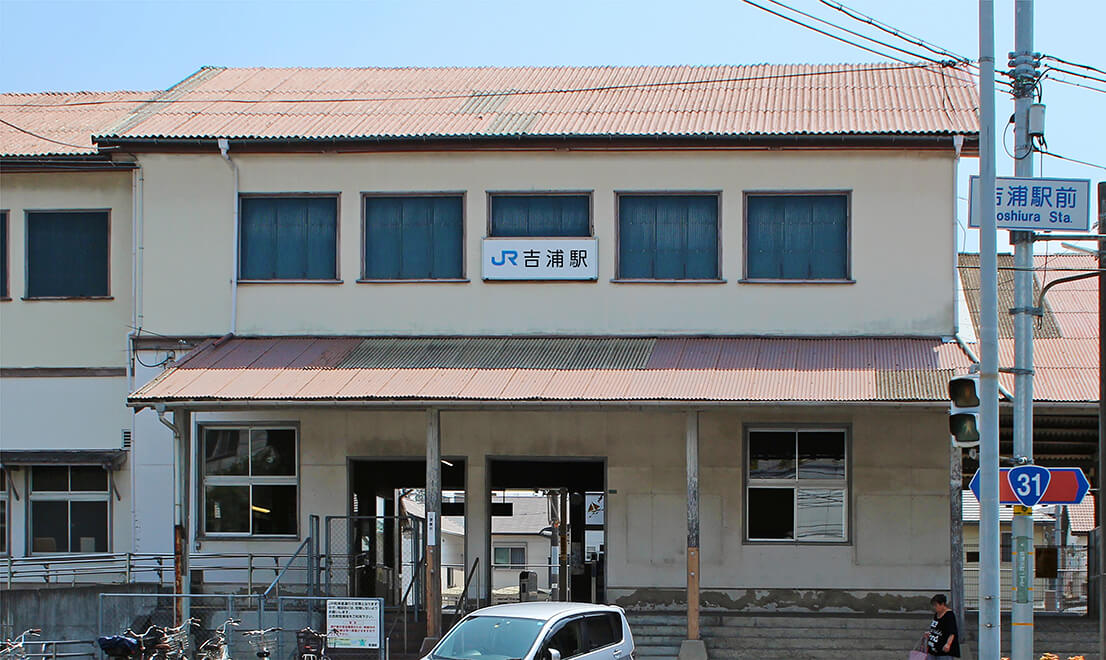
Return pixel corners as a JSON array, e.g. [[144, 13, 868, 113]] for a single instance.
[[579, 613, 627, 660], [538, 617, 585, 660]]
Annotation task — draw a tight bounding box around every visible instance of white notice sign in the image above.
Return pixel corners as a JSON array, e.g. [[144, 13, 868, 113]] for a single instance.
[[327, 598, 383, 649], [482, 238, 598, 280], [969, 176, 1091, 231]]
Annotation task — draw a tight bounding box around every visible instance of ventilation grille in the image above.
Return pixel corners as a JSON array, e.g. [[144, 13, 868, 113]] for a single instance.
[[121, 429, 133, 450]]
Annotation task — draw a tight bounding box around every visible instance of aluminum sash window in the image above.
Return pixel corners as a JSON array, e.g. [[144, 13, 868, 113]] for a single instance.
[[202, 426, 298, 537], [29, 466, 110, 554]]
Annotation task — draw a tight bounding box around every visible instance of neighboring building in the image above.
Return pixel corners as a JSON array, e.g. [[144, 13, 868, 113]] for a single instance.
[[2, 64, 1003, 623]]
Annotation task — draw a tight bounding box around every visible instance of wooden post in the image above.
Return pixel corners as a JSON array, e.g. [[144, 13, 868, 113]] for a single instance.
[[950, 443, 965, 631], [559, 489, 569, 601], [425, 409, 442, 644], [686, 412, 700, 641], [173, 409, 191, 625]]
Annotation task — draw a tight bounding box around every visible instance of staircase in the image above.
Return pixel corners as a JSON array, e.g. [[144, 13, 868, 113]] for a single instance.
[[627, 611, 1101, 660]]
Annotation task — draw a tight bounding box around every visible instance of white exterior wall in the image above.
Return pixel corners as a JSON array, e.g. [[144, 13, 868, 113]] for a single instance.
[[135, 149, 957, 337], [179, 406, 949, 609], [491, 534, 553, 591]]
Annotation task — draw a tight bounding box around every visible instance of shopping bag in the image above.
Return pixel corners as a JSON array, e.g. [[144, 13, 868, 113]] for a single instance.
[[908, 633, 931, 660]]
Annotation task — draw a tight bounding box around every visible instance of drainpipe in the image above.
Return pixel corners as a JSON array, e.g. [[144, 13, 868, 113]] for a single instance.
[[157, 406, 191, 623], [128, 162, 144, 555], [218, 139, 239, 335]]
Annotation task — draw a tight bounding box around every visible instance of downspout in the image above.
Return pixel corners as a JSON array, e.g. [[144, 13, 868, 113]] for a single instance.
[[156, 408, 182, 535], [218, 139, 239, 335], [128, 162, 144, 554], [157, 406, 190, 621]]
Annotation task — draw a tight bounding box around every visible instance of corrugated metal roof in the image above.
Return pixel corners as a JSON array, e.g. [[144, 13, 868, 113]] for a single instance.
[[95, 64, 978, 142], [957, 253, 1099, 403], [130, 336, 973, 404], [961, 491, 1056, 523], [0, 91, 157, 157]]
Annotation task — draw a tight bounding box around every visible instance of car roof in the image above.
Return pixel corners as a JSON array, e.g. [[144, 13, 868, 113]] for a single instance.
[[464, 602, 622, 621]]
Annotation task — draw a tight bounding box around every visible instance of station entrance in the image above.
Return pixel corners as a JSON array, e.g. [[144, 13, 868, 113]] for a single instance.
[[487, 458, 606, 604]]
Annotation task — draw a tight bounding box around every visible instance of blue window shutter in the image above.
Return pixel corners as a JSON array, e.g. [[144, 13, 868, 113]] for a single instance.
[[26, 211, 109, 297], [365, 196, 462, 279], [240, 197, 337, 280], [619, 196, 717, 279], [746, 195, 848, 280], [490, 195, 589, 237]]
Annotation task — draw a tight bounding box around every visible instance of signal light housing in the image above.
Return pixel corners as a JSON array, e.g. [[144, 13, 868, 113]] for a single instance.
[[948, 374, 982, 448]]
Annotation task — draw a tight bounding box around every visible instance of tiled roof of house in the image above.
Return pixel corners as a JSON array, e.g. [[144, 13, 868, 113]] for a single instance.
[[958, 253, 1099, 402], [1067, 495, 1096, 533], [0, 91, 156, 157], [129, 335, 972, 404], [94, 64, 978, 143]]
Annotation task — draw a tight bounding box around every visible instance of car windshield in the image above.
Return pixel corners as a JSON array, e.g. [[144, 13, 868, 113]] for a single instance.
[[433, 616, 545, 660]]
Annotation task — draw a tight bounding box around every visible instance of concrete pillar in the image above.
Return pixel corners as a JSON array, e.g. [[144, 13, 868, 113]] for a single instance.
[[464, 455, 488, 607], [678, 412, 708, 660]]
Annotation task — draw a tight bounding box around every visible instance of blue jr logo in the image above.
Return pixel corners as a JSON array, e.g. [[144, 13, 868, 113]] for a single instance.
[[491, 250, 518, 266]]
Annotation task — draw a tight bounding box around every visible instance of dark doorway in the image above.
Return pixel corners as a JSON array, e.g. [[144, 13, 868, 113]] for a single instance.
[[487, 458, 606, 604]]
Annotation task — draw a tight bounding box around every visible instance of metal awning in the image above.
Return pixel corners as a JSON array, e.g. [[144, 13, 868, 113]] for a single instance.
[[0, 449, 128, 470], [129, 335, 973, 406]]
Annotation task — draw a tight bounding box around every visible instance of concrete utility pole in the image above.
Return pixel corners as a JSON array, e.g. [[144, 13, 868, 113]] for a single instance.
[[424, 409, 442, 647], [1009, 2, 1037, 658], [1098, 181, 1105, 660], [978, 2, 1003, 657]]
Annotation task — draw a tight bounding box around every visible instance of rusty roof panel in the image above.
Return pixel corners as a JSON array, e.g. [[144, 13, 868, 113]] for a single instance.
[[0, 91, 156, 156], [95, 64, 978, 143]]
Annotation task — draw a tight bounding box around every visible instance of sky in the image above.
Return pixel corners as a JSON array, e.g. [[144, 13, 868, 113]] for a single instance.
[[1, 0, 1103, 253]]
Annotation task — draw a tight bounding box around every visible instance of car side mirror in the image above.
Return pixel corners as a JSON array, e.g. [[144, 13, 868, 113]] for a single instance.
[[547, 649, 562, 660]]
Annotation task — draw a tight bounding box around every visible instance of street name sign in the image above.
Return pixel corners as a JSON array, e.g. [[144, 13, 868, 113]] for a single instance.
[[969, 176, 1091, 231], [968, 467, 1090, 505]]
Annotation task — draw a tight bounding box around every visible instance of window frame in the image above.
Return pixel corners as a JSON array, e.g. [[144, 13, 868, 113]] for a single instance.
[[27, 465, 112, 555], [612, 191, 725, 283], [486, 191, 594, 238], [740, 190, 854, 284], [743, 425, 852, 545], [237, 193, 342, 283], [200, 424, 301, 539], [23, 208, 113, 300], [492, 544, 527, 568], [359, 191, 468, 283], [1, 210, 9, 300]]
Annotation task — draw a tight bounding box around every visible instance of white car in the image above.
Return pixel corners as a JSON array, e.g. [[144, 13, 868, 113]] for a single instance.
[[426, 602, 635, 660]]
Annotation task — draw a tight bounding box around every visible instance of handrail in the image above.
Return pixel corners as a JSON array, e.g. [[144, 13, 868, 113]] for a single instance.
[[386, 554, 426, 655], [261, 537, 313, 598], [449, 558, 481, 629]]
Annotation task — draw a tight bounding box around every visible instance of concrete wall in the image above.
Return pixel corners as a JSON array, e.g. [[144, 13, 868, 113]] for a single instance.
[[0, 170, 132, 367], [135, 149, 957, 337], [176, 405, 951, 612], [0, 582, 161, 641]]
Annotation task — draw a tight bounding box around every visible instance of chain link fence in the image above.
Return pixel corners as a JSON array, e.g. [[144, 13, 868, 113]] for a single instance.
[[965, 544, 1089, 612]]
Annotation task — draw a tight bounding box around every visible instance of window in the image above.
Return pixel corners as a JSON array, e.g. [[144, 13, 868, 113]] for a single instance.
[[1, 211, 8, 298], [493, 546, 526, 568], [363, 195, 463, 280], [617, 194, 719, 279], [546, 619, 584, 660], [26, 211, 109, 298], [746, 428, 848, 542], [239, 196, 338, 280], [583, 614, 622, 651], [0, 468, 7, 554], [745, 193, 849, 280], [29, 466, 109, 553], [202, 427, 298, 536], [490, 195, 590, 237]]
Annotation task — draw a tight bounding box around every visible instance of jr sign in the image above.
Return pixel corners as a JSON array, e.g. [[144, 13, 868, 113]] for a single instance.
[[482, 238, 598, 280], [969, 176, 1091, 231]]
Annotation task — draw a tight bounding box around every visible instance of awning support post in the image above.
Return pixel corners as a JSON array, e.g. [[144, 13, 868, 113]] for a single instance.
[[678, 411, 708, 660], [422, 408, 442, 653]]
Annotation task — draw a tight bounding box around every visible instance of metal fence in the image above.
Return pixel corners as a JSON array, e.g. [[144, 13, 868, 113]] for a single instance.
[[964, 544, 1089, 612]]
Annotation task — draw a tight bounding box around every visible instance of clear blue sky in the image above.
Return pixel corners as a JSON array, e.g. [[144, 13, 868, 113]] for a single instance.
[[2, 0, 1102, 252]]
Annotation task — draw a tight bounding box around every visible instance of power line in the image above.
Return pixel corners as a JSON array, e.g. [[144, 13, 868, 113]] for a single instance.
[[0, 117, 93, 150], [818, 0, 973, 66], [1042, 54, 1106, 78], [1043, 64, 1106, 87], [1037, 149, 1106, 171], [0, 63, 973, 109], [1043, 72, 1106, 95]]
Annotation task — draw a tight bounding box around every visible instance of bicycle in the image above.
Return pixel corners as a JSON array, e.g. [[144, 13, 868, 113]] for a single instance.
[[198, 619, 241, 660], [100, 619, 198, 660], [295, 628, 329, 660], [0, 629, 42, 660], [241, 628, 281, 660]]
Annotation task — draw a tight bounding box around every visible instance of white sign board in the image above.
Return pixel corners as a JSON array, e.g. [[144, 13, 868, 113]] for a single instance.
[[969, 176, 1091, 231], [427, 511, 438, 546], [482, 238, 598, 280], [327, 598, 383, 649]]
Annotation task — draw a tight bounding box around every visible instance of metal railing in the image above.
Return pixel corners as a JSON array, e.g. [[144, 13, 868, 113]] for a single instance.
[[5, 640, 96, 660], [964, 544, 1089, 612]]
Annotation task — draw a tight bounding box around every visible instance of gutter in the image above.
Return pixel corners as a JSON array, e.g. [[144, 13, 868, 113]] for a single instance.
[[218, 139, 239, 335]]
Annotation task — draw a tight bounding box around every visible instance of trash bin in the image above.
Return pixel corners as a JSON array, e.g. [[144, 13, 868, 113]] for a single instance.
[[519, 570, 538, 602]]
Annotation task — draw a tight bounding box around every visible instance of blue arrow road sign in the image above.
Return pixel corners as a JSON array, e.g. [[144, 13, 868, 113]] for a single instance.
[[1007, 465, 1051, 507]]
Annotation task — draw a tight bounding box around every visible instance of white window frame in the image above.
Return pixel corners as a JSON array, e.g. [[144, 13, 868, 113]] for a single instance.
[[28, 465, 111, 555], [493, 544, 527, 568], [745, 427, 850, 544], [201, 425, 299, 538]]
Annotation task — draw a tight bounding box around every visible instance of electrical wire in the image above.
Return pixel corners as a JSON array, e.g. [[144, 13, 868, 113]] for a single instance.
[[818, 0, 973, 66], [0, 117, 94, 150], [1036, 150, 1106, 171], [1043, 73, 1106, 96], [1042, 54, 1106, 78], [1043, 64, 1106, 87], [0, 63, 973, 109]]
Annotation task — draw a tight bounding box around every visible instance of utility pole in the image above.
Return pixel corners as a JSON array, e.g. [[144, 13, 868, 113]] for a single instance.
[[978, 2, 1003, 658], [1097, 181, 1105, 660], [1009, 2, 1038, 658]]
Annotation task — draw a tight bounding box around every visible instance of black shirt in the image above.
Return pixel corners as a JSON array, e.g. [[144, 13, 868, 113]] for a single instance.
[[927, 610, 960, 657]]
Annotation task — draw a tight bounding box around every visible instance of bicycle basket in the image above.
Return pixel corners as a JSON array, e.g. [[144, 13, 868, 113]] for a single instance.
[[97, 636, 140, 658], [296, 630, 325, 655]]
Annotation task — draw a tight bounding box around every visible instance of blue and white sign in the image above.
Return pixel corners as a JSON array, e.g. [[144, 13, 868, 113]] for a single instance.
[[1007, 465, 1052, 507], [969, 176, 1091, 231], [482, 238, 598, 280]]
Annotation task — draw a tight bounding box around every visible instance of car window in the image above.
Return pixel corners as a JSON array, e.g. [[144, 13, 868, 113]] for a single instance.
[[583, 614, 621, 651], [546, 619, 584, 659], [434, 616, 545, 660]]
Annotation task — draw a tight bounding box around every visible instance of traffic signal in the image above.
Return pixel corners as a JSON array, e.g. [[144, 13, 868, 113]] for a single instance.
[[948, 374, 981, 447]]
